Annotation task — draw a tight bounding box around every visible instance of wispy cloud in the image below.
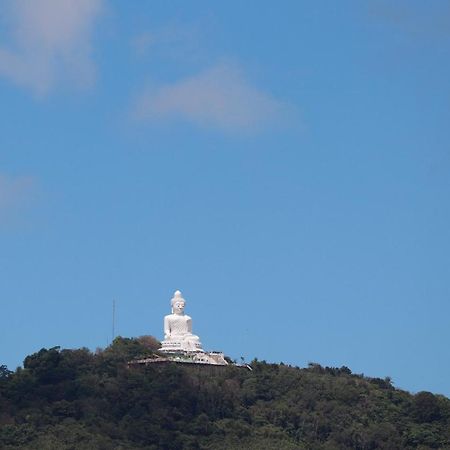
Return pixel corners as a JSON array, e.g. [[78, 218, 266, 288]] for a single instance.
[[0, 174, 35, 224], [0, 0, 103, 96], [134, 62, 289, 133]]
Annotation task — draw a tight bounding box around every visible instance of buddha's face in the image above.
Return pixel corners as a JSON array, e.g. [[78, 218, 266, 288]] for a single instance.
[[172, 300, 185, 315]]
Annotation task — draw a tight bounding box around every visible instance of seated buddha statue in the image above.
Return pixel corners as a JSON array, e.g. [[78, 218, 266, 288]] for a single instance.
[[160, 290, 203, 353]]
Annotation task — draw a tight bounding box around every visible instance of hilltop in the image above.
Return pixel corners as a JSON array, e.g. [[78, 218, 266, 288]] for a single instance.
[[0, 337, 449, 449]]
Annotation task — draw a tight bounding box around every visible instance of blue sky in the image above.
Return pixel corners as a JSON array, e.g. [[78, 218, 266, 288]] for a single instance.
[[1, 0, 450, 396]]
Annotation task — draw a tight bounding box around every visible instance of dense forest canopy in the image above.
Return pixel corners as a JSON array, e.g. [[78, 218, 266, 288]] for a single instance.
[[0, 337, 449, 449]]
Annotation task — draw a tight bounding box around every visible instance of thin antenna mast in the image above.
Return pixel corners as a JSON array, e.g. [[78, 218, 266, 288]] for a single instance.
[[112, 299, 116, 342]]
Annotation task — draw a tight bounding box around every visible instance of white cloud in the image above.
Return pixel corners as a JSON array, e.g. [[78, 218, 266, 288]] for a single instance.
[[134, 62, 289, 133], [0, 174, 35, 223], [0, 0, 103, 96]]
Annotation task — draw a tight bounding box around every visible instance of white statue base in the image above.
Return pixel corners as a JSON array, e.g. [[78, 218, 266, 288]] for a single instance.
[[160, 338, 203, 353]]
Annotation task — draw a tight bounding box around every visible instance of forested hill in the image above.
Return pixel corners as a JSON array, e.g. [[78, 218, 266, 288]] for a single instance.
[[0, 337, 449, 450]]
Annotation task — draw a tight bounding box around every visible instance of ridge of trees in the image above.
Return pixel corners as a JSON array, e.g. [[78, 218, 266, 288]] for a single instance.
[[0, 336, 449, 449]]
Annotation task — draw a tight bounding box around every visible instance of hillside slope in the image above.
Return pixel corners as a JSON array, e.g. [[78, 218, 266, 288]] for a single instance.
[[0, 337, 449, 449]]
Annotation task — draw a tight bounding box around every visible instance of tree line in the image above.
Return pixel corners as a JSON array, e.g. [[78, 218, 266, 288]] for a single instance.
[[0, 336, 449, 449]]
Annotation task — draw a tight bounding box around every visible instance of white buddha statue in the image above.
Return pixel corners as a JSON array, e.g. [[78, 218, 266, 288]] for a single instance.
[[160, 290, 203, 353]]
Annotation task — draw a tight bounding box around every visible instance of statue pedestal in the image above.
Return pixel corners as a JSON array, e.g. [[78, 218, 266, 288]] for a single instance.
[[160, 338, 203, 353]]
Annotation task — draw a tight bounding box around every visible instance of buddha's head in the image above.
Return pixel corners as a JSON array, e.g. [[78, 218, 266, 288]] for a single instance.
[[171, 290, 185, 315]]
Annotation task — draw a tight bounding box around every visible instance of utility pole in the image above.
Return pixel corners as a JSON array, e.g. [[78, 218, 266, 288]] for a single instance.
[[112, 299, 116, 343]]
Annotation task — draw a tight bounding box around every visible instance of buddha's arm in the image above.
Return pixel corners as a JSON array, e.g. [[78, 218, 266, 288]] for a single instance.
[[164, 316, 171, 339], [187, 317, 193, 334]]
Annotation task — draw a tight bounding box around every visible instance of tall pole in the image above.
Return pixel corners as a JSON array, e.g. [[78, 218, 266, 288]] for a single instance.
[[112, 299, 116, 342]]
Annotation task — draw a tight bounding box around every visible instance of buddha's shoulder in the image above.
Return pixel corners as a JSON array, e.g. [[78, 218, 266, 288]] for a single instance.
[[164, 314, 178, 319], [164, 314, 189, 320]]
